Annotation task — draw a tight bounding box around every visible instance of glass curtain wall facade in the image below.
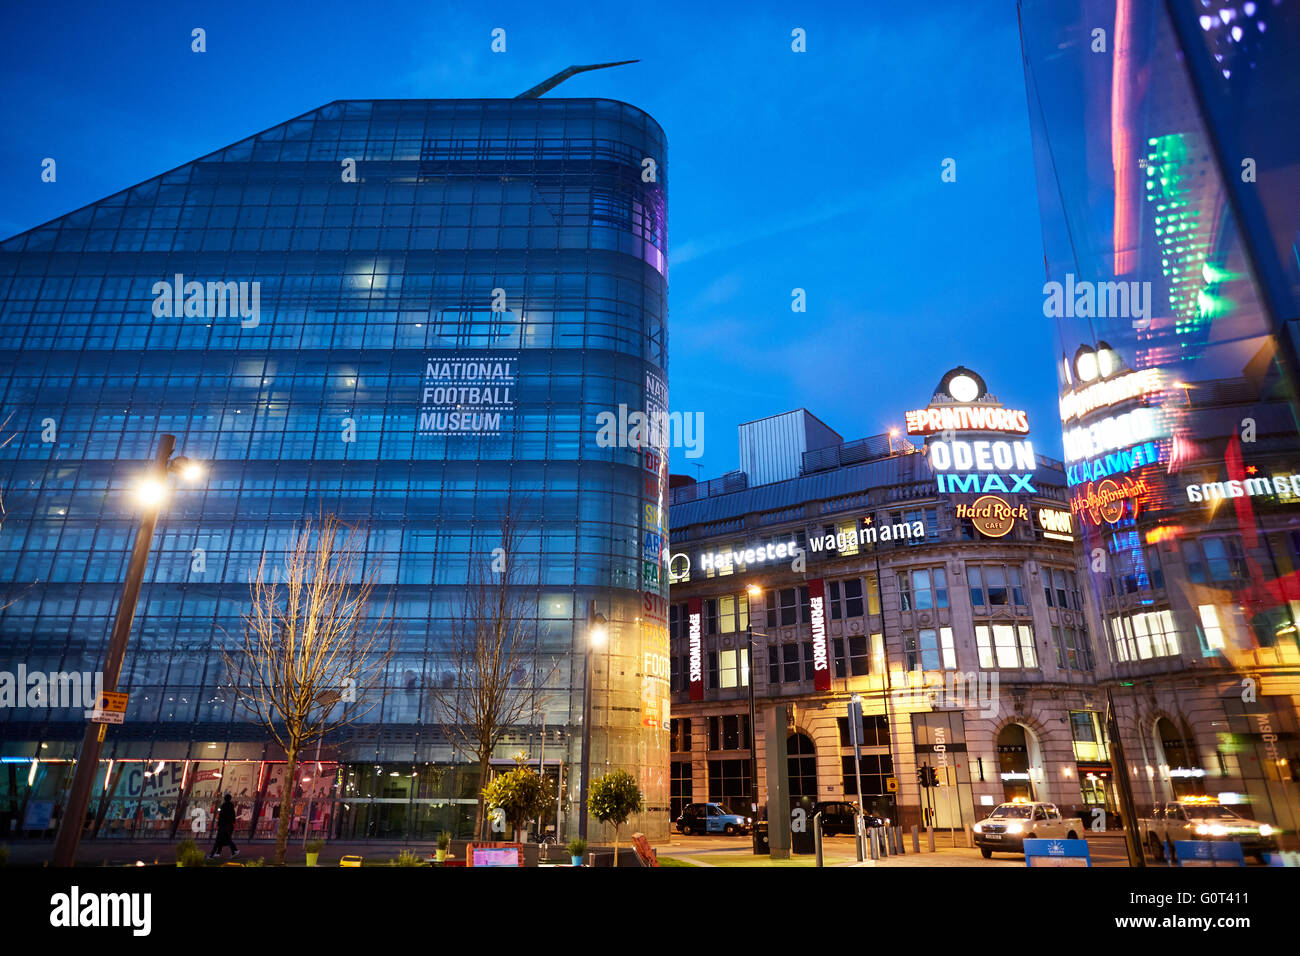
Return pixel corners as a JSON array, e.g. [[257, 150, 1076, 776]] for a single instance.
[[1020, 1, 1300, 830], [0, 98, 670, 841]]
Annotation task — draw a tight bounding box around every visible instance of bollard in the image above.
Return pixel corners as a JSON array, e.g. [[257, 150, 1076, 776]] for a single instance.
[[927, 825, 935, 852], [881, 825, 891, 856], [814, 812, 824, 868], [869, 827, 880, 860], [854, 815, 864, 863], [896, 826, 905, 854], [911, 825, 920, 853], [964, 824, 973, 848]]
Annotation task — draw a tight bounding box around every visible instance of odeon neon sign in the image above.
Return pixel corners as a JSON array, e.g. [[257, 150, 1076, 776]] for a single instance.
[[929, 439, 1037, 494]]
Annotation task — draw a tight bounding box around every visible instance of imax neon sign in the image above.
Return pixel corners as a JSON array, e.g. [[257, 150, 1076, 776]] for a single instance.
[[930, 439, 1036, 494]]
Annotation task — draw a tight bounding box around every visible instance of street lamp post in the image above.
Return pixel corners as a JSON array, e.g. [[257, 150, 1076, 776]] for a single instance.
[[52, 434, 201, 866], [578, 601, 607, 840], [745, 584, 764, 854]]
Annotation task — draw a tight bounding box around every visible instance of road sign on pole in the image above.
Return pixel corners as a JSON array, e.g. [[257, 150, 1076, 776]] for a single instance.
[[89, 691, 128, 725]]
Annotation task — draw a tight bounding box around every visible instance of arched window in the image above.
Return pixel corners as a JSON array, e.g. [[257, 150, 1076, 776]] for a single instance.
[[787, 733, 817, 798]]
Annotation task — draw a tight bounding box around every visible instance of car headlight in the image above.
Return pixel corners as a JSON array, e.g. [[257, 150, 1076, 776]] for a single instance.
[[973, 822, 983, 833], [1006, 823, 1024, 835], [1195, 824, 1210, 835], [746, 818, 752, 825], [1259, 824, 1274, 837]]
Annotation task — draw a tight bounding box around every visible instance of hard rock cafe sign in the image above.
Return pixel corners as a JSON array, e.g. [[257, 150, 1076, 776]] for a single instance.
[[1070, 476, 1150, 525], [955, 495, 1026, 538]]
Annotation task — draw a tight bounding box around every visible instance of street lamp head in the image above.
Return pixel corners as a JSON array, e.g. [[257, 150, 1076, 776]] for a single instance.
[[590, 612, 608, 647], [134, 476, 169, 509], [172, 456, 204, 482], [889, 428, 900, 437]]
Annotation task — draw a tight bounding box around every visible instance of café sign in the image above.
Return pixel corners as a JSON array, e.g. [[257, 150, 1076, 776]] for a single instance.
[[955, 495, 1026, 538]]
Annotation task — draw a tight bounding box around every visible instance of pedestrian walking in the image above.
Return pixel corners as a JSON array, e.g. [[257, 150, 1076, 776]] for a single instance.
[[208, 793, 240, 860]]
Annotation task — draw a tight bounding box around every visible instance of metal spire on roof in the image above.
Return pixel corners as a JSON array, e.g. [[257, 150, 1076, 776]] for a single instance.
[[516, 60, 639, 98]]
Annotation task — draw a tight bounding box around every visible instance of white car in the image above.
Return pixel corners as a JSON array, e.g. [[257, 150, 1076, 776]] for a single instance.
[[1138, 798, 1279, 864], [973, 800, 1084, 858]]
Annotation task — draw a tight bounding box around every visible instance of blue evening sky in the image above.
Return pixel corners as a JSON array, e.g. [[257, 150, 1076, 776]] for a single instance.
[[0, 0, 1060, 476]]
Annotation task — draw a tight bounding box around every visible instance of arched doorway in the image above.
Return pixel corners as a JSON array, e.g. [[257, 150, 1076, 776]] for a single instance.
[[1155, 717, 1203, 798], [787, 733, 817, 801], [996, 724, 1041, 802]]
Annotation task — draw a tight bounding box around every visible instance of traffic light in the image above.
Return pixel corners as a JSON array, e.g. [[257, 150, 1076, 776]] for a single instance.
[[917, 764, 930, 789], [926, 766, 940, 788]]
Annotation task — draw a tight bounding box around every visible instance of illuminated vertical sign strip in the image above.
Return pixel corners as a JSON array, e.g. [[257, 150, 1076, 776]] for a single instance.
[[688, 597, 703, 702], [808, 579, 830, 691]]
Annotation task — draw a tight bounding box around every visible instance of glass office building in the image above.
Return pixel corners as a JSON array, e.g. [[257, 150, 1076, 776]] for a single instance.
[[0, 98, 670, 842], [1020, 1, 1300, 834]]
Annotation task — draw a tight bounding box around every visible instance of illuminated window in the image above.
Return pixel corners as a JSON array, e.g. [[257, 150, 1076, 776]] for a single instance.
[[1110, 609, 1180, 661], [975, 624, 1037, 669], [907, 627, 957, 670], [717, 648, 750, 688], [1198, 605, 1225, 651], [703, 593, 750, 635], [866, 573, 881, 615], [1070, 711, 1107, 762], [837, 519, 860, 556], [704, 545, 737, 579]]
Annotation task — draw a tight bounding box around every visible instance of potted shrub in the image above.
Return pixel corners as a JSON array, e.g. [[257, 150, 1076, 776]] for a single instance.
[[435, 831, 451, 863], [588, 769, 645, 867], [175, 838, 205, 867], [305, 839, 324, 867], [567, 837, 587, 867], [481, 760, 551, 842]]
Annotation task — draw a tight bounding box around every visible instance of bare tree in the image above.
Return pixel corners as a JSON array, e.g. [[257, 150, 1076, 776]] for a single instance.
[[428, 508, 551, 839], [222, 515, 395, 865]]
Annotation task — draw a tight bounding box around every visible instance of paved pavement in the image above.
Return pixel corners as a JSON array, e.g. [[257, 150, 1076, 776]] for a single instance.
[[9, 830, 1257, 868], [2, 838, 458, 867], [656, 830, 1169, 868]]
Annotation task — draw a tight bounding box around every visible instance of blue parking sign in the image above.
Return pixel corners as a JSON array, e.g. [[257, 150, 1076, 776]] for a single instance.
[[1173, 841, 1245, 867], [1023, 838, 1090, 867]]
